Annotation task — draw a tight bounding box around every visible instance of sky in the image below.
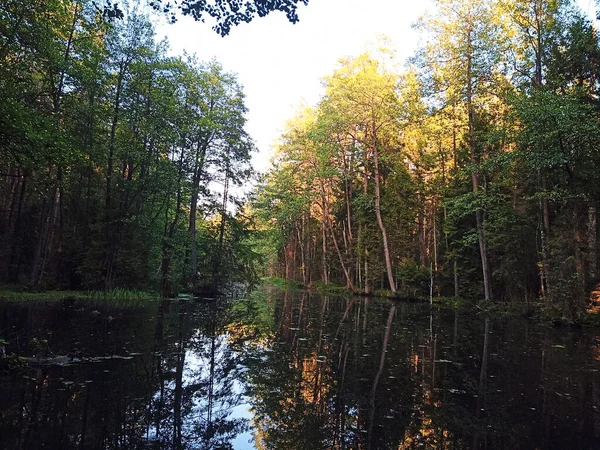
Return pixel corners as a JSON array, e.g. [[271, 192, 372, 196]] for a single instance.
[[155, 0, 433, 173], [155, 0, 598, 175]]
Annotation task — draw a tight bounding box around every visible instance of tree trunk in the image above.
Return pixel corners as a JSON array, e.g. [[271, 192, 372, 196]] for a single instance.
[[466, 33, 492, 301], [6, 171, 27, 282], [218, 171, 229, 255], [30, 4, 79, 288], [55, 170, 65, 286], [297, 222, 307, 285], [539, 173, 551, 300], [573, 209, 586, 319], [321, 220, 328, 285], [189, 139, 208, 288], [327, 219, 354, 291], [212, 167, 229, 288], [417, 189, 426, 267], [320, 179, 354, 290], [104, 62, 126, 290], [432, 201, 438, 272], [161, 146, 185, 297], [532, 5, 551, 302], [30, 187, 59, 287], [372, 146, 396, 294], [588, 206, 597, 288], [344, 145, 354, 242], [454, 259, 459, 297]]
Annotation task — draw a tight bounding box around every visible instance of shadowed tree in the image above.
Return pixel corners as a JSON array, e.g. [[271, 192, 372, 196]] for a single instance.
[[149, 0, 310, 35]]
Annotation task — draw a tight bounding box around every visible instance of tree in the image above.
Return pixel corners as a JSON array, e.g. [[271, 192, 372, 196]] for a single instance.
[[148, 0, 309, 35], [417, 0, 509, 301], [254, 51, 423, 295], [319, 52, 407, 294], [0, 2, 259, 294]]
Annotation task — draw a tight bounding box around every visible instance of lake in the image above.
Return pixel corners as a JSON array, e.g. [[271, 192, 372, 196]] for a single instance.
[[1, 287, 599, 449]]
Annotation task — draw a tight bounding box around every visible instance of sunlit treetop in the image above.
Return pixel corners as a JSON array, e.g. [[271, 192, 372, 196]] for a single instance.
[[147, 0, 310, 35]]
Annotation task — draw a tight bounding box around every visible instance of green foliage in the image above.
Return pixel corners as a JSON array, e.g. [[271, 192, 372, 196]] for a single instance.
[[228, 287, 276, 341], [251, 0, 600, 319], [0, 289, 159, 304], [261, 277, 303, 289], [152, 0, 309, 36], [0, 2, 258, 296]]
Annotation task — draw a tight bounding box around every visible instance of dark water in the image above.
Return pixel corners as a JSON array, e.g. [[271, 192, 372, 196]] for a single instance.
[[1, 288, 600, 449]]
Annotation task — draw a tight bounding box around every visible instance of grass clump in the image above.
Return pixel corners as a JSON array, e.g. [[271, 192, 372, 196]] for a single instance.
[[373, 289, 393, 298], [261, 277, 303, 290], [310, 281, 349, 294], [0, 289, 159, 306]]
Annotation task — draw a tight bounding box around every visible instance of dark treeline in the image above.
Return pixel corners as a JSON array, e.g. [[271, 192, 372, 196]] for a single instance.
[[0, 1, 256, 294], [253, 0, 600, 320]]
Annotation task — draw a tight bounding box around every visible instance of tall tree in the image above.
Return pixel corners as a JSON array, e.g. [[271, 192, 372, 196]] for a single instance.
[[320, 52, 406, 294], [417, 0, 508, 300]]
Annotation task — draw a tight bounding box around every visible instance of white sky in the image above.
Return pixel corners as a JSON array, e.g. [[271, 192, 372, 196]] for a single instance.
[[155, 0, 597, 175], [155, 0, 432, 173]]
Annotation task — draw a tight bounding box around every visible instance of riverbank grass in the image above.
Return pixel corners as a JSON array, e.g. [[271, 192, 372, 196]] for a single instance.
[[0, 289, 160, 305], [260, 277, 303, 290]]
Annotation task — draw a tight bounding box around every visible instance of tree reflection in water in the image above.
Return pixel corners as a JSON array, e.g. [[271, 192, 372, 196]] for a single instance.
[[1, 288, 600, 449], [243, 288, 600, 450], [245, 291, 414, 449], [148, 300, 250, 449], [0, 299, 249, 450]]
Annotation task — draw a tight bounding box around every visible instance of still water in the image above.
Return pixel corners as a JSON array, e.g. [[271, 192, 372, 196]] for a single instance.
[[1, 287, 600, 449]]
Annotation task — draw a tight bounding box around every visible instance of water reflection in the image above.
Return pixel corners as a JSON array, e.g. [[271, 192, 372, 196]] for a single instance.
[[243, 290, 600, 449], [1, 289, 600, 449], [0, 300, 248, 449]]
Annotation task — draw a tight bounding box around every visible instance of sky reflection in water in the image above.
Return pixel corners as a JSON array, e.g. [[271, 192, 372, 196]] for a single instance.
[[1, 287, 600, 449]]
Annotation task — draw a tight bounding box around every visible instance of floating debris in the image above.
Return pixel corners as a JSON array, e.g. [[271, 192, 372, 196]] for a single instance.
[[448, 389, 466, 394]]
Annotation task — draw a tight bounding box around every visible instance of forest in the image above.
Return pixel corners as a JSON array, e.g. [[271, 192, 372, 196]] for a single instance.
[[253, 0, 600, 322], [3, 1, 600, 449], [0, 0, 257, 296], [1, 0, 600, 322]]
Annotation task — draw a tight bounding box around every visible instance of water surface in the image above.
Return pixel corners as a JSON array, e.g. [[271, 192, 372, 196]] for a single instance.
[[1, 288, 599, 449]]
